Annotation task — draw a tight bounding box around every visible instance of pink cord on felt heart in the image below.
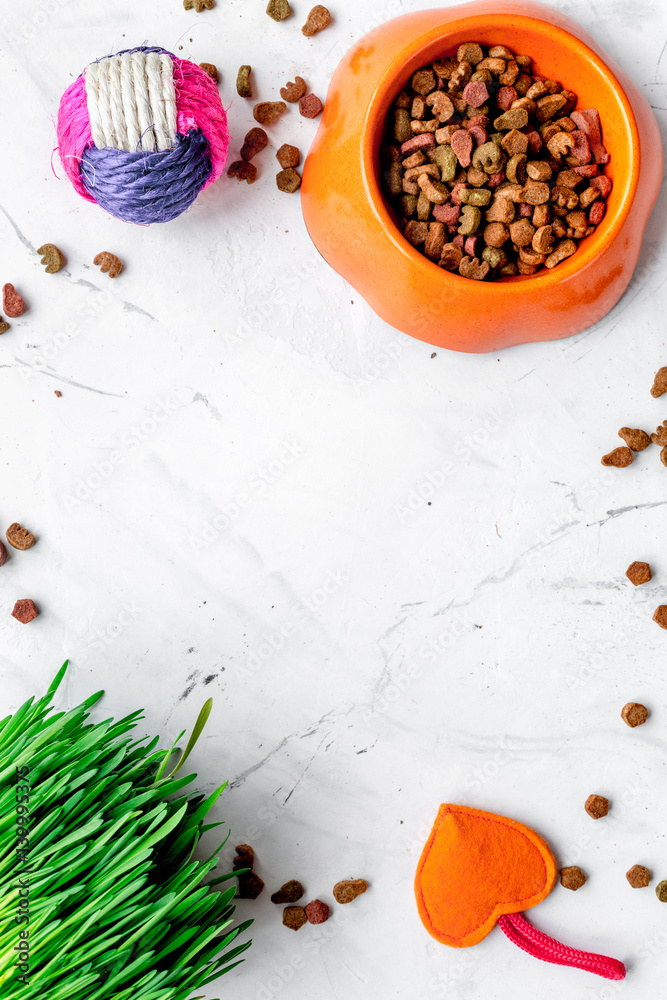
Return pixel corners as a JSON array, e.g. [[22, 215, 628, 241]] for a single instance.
[[497, 912, 626, 981]]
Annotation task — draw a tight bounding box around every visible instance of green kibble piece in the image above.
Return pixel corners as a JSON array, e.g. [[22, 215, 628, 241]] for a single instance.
[[471, 141, 502, 174], [236, 65, 252, 98], [657, 881, 667, 902], [457, 205, 481, 235], [460, 187, 491, 207], [482, 245, 508, 268], [430, 144, 458, 182], [386, 162, 403, 197], [506, 153, 527, 184], [394, 108, 412, 143], [417, 191, 432, 221], [266, 0, 291, 20], [493, 108, 529, 130], [401, 194, 418, 215]]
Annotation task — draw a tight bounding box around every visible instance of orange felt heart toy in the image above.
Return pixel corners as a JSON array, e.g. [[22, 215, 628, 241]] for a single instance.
[[415, 804, 626, 981]]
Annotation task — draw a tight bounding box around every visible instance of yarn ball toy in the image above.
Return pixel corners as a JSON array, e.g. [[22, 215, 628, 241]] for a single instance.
[[56, 46, 229, 224]]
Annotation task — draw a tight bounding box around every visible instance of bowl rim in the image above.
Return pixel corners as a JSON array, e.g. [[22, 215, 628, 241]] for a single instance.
[[361, 11, 640, 290]]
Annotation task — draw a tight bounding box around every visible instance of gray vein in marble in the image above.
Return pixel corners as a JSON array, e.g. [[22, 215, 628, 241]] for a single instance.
[[590, 499, 667, 526], [14, 358, 125, 397], [192, 392, 224, 423]]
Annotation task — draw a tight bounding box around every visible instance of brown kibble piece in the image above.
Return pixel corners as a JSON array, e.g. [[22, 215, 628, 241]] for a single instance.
[[626, 865, 651, 888], [661, 446, 667, 467], [228, 160, 257, 184], [656, 881, 667, 902], [584, 794, 609, 819], [276, 167, 301, 193], [237, 872, 264, 899], [299, 93, 323, 119], [0, 540, 6, 567], [626, 561, 652, 586], [601, 446, 633, 468], [236, 65, 253, 98], [621, 702, 648, 727], [3, 283, 25, 316], [199, 63, 218, 82], [253, 101, 287, 125], [439, 243, 463, 271], [6, 523, 35, 551], [280, 77, 307, 102], [654, 422, 667, 446], [302, 4, 330, 35], [0, 319, 8, 335], [267, 0, 290, 20], [183, 0, 214, 10], [277, 144, 300, 168], [271, 880, 305, 904], [283, 905, 307, 930], [241, 128, 268, 161], [412, 69, 437, 95], [618, 427, 650, 451], [653, 605, 667, 629], [333, 879, 368, 904], [305, 899, 330, 923], [233, 844, 255, 871], [37, 244, 66, 274], [93, 252, 122, 278], [651, 367, 667, 398], [560, 866, 586, 890], [12, 600, 39, 624]]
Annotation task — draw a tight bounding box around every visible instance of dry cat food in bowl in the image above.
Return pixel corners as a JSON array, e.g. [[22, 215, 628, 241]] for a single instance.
[[301, 0, 662, 352]]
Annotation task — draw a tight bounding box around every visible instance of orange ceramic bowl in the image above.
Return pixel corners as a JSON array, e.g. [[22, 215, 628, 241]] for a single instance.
[[301, 0, 663, 353]]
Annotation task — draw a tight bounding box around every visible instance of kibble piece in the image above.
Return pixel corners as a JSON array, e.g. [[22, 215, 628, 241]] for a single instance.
[[626, 561, 652, 586], [183, 0, 214, 10], [236, 65, 253, 98], [227, 160, 257, 184], [12, 599, 39, 624], [37, 244, 66, 274], [253, 101, 287, 125], [560, 866, 586, 890], [661, 446, 667, 467], [233, 844, 255, 870], [333, 879, 368, 904], [267, 0, 290, 20], [271, 880, 304, 904], [653, 421, 667, 446], [0, 540, 6, 567], [302, 4, 330, 35], [651, 367, 667, 398], [3, 283, 25, 317], [276, 167, 301, 193], [601, 447, 633, 468], [0, 318, 8, 335], [305, 899, 330, 923], [6, 523, 35, 551], [199, 62, 219, 82], [237, 872, 264, 898], [93, 252, 122, 278], [584, 794, 609, 819], [283, 905, 307, 930], [621, 701, 648, 727], [277, 143, 300, 168], [618, 427, 650, 451], [626, 865, 651, 888], [457, 42, 484, 65], [656, 881, 667, 902], [299, 93, 323, 119], [653, 606, 667, 629], [241, 128, 268, 161], [280, 76, 307, 102]]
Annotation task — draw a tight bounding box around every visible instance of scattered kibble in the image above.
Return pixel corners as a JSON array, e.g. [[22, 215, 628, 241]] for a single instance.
[[238, 872, 264, 898], [253, 101, 287, 125], [199, 62, 219, 83], [621, 702, 648, 727], [299, 93, 323, 119], [305, 899, 330, 923], [626, 865, 651, 888], [271, 880, 304, 904], [12, 599, 39, 624], [382, 41, 611, 279], [233, 844, 255, 871], [236, 65, 253, 98], [282, 905, 307, 930], [333, 879, 368, 904], [560, 866, 586, 890], [651, 421, 667, 446], [651, 367, 667, 398], [276, 143, 301, 168], [0, 317, 8, 335], [241, 128, 269, 161], [276, 167, 301, 193], [653, 606, 667, 629], [0, 541, 6, 567], [266, 0, 291, 21], [656, 881, 667, 902], [6, 523, 35, 551], [626, 561, 652, 586], [3, 283, 25, 317], [54, 390, 62, 398], [183, 0, 214, 10], [37, 243, 66, 274], [618, 427, 650, 451], [660, 446, 667, 468], [280, 77, 308, 103], [584, 794, 609, 820], [302, 5, 330, 35], [601, 447, 633, 468], [93, 252, 123, 278], [227, 160, 257, 184]]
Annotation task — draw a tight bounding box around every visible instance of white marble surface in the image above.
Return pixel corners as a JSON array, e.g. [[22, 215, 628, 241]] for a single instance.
[[2, 0, 667, 997]]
